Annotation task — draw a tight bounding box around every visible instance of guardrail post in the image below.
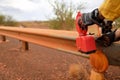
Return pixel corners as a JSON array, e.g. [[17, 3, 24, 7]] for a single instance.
[[1, 35, 6, 42], [22, 41, 29, 51]]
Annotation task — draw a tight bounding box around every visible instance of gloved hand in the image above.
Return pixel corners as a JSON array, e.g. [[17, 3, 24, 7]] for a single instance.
[[101, 20, 113, 34], [78, 8, 113, 34], [97, 30, 117, 47], [78, 8, 104, 30]]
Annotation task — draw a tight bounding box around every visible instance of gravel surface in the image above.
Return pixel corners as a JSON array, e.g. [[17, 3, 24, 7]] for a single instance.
[[0, 37, 120, 80]]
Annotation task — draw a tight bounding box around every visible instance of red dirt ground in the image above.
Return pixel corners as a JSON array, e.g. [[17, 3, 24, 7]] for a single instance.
[[0, 37, 120, 80]]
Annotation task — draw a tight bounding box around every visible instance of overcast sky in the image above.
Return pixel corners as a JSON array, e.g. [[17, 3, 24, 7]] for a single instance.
[[0, 0, 104, 21]]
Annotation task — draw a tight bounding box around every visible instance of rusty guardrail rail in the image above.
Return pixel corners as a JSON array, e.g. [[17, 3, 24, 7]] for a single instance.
[[0, 26, 88, 58]]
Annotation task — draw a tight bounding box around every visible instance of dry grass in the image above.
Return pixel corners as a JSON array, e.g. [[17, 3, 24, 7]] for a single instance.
[[19, 21, 49, 29]]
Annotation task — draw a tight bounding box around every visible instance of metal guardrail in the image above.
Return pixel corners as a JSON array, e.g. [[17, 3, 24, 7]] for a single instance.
[[0, 26, 89, 58]]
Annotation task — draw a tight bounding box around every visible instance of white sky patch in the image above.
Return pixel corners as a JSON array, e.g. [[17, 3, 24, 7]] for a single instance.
[[1, 0, 39, 12], [0, 0, 104, 21], [79, 0, 104, 12]]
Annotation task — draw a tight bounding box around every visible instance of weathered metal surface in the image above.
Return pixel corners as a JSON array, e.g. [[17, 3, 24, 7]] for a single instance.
[[0, 26, 89, 58]]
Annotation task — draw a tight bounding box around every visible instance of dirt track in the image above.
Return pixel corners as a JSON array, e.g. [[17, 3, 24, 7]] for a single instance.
[[0, 37, 120, 80]]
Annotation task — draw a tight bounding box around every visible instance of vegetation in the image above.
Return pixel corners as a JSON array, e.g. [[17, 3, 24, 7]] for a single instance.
[[19, 21, 49, 28], [114, 17, 120, 28], [49, 0, 84, 30], [0, 14, 18, 26]]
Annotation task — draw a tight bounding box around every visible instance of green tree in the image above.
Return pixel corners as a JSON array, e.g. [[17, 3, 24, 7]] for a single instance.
[[0, 14, 18, 26], [0, 15, 5, 25], [49, 0, 84, 30], [4, 15, 18, 26]]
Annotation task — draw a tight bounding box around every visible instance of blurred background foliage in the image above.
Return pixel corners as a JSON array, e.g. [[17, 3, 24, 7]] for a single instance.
[[48, 0, 84, 30], [114, 17, 120, 28], [0, 14, 18, 27]]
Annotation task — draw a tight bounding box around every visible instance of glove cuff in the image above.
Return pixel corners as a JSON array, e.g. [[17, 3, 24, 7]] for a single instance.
[[96, 30, 116, 47], [104, 31, 115, 44]]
